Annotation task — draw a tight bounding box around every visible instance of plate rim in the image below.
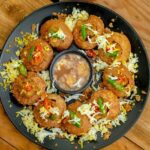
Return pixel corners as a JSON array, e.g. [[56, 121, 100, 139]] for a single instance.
[[0, 1, 150, 150]]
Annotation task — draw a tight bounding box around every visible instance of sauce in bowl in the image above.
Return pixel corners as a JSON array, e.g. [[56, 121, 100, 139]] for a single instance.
[[53, 53, 90, 91]]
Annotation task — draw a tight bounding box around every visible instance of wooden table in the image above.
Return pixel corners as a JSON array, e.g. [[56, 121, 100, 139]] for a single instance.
[[0, 0, 149, 149]]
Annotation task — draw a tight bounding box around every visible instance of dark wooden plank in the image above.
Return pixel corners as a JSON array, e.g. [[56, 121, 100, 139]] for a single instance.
[[0, 137, 17, 150]]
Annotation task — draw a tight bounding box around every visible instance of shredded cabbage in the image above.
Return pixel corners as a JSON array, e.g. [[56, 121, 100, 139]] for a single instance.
[[65, 7, 89, 31], [126, 53, 138, 73], [0, 59, 22, 89]]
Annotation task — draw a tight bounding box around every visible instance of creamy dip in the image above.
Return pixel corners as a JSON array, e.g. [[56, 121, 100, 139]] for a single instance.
[[53, 53, 90, 91]]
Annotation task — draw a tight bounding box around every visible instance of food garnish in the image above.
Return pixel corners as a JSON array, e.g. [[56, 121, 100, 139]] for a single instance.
[[107, 78, 124, 91], [81, 24, 87, 40], [28, 46, 35, 61]]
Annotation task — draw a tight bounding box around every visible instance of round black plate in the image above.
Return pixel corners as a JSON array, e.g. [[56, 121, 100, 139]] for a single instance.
[[0, 2, 149, 150]]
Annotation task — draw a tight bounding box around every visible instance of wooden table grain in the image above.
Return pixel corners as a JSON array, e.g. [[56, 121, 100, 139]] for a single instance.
[[0, 0, 149, 150]]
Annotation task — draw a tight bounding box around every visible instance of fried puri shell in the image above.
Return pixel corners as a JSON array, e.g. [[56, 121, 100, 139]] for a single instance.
[[20, 39, 53, 72], [40, 19, 73, 51], [62, 101, 91, 136], [103, 65, 134, 97], [34, 94, 66, 129], [99, 32, 131, 64], [12, 72, 46, 105], [73, 15, 104, 50], [90, 89, 120, 120]]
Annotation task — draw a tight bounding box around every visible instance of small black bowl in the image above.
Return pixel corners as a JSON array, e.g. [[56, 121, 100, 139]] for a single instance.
[[49, 50, 93, 94]]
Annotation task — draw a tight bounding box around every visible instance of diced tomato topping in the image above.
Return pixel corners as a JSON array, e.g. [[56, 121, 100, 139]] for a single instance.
[[31, 50, 43, 65], [86, 49, 96, 58], [30, 45, 44, 65], [33, 52, 43, 62], [95, 106, 100, 112], [106, 47, 110, 52], [43, 98, 51, 110], [36, 45, 43, 52], [92, 104, 99, 112], [117, 76, 127, 85], [106, 46, 115, 52]]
